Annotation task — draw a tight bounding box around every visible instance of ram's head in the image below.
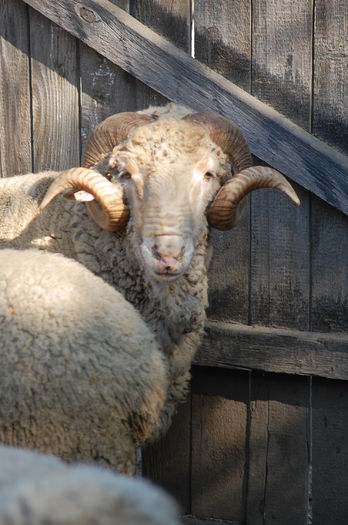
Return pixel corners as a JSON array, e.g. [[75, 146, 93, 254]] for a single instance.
[[41, 108, 299, 281]]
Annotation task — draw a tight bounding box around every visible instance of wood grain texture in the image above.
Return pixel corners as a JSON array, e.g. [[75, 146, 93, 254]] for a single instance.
[[197, 321, 348, 380], [29, 8, 79, 171], [79, 0, 138, 154], [311, 0, 348, 334], [132, 0, 187, 109], [194, 0, 251, 91], [310, 4, 348, 521], [142, 400, 192, 513], [250, 181, 310, 329], [0, 0, 32, 176], [191, 367, 249, 521], [251, 0, 312, 330], [21, 0, 348, 215], [312, 0, 347, 155], [247, 373, 309, 525], [183, 517, 242, 525], [133, 0, 190, 52], [207, 220, 250, 324], [252, 0, 313, 129], [312, 378, 348, 523], [311, 197, 348, 333], [246, 373, 268, 525]]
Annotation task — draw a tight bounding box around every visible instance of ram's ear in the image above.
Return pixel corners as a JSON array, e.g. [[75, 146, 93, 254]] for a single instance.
[[63, 189, 95, 202]]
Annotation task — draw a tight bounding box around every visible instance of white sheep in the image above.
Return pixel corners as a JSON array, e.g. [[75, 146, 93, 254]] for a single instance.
[[0, 445, 181, 525], [0, 104, 300, 453], [0, 248, 168, 474]]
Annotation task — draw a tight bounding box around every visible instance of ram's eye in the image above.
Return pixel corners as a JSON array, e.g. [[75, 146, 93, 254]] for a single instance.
[[204, 172, 215, 180], [119, 171, 131, 180]]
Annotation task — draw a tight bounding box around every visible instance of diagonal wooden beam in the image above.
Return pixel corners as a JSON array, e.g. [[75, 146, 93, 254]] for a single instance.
[[21, 0, 348, 215]]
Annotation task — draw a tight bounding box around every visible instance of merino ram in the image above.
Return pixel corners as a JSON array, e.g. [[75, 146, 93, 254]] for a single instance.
[[0, 446, 180, 525], [0, 104, 299, 465], [0, 249, 167, 474]]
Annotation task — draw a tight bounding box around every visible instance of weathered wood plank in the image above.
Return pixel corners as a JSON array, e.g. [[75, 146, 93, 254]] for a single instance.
[[194, 0, 251, 91], [142, 400, 192, 513], [250, 0, 312, 330], [247, 373, 309, 525], [29, 8, 79, 170], [312, 0, 347, 155], [132, 0, 184, 109], [191, 366, 249, 521], [183, 517, 242, 525], [22, 0, 348, 215], [250, 182, 310, 329], [79, 0, 138, 154], [312, 377, 348, 523], [194, 1, 251, 324], [311, 0, 348, 334], [248, 17, 312, 521], [197, 321, 348, 381], [311, 5, 348, 521], [246, 373, 268, 525], [133, 0, 190, 52], [207, 222, 250, 324], [311, 197, 348, 333], [0, 0, 32, 176], [252, 0, 313, 129]]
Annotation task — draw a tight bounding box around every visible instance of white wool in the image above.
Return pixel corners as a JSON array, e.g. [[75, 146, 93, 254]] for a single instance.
[[0, 446, 180, 525]]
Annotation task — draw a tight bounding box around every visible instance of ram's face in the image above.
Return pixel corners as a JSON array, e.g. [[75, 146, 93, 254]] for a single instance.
[[110, 120, 231, 281]]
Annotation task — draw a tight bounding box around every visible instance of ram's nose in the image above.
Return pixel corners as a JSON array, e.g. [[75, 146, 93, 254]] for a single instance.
[[141, 234, 194, 280], [152, 236, 186, 274]]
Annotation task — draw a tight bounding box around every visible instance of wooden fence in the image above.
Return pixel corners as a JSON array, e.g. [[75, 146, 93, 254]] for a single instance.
[[0, 0, 347, 523]]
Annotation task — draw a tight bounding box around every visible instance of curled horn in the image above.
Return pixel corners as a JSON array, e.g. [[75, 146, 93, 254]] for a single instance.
[[184, 111, 300, 230], [208, 166, 300, 230], [82, 112, 154, 168], [40, 168, 129, 232], [183, 111, 253, 174], [55, 112, 154, 231]]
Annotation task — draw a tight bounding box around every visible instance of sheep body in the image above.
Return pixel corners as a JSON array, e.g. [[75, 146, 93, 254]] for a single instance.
[[0, 445, 180, 525], [0, 249, 168, 473], [0, 104, 298, 462], [0, 112, 211, 440]]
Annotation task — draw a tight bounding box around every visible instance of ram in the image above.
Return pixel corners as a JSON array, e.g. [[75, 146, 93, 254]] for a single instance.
[[0, 248, 167, 474], [0, 445, 180, 525], [0, 104, 299, 447]]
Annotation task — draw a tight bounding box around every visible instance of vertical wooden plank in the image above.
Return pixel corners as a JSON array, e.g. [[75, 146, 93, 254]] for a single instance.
[[247, 373, 309, 525], [0, 0, 32, 176], [250, 180, 310, 329], [312, 0, 347, 155], [250, 7, 312, 519], [191, 367, 249, 522], [250, 0, 312, 330], [194, 0, 251, 324], [311, 2, 348, 522], [311, 0, 348, 334], [79, 0, 139, 152], [247, 373, 268, 525], [29, 8, 79, 171], [194, 0, 251, 91], [142, 399, 192, 513], [312, 378, 348, 524], [311, 197, 348, 332], [132, 0, 190, 52], [207, 221, 250, 323], [132, 0, 190, 108]]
